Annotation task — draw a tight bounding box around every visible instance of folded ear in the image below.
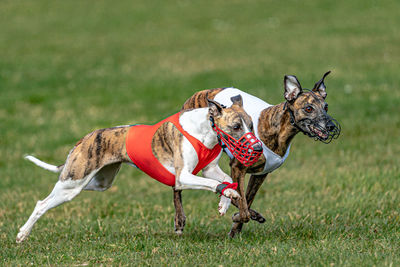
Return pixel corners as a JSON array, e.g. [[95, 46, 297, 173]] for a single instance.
[[284, 75, 303, 102], [207, 98, 224, 117], [230, 94, 243, 107], [312, 71, 331, 99]]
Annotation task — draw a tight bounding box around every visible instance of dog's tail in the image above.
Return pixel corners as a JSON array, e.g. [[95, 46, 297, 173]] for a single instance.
[[24, 155, 64, 173]]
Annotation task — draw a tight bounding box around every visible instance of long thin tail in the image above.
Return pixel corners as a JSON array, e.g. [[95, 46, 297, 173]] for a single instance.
[[24, 155, 64, 173]]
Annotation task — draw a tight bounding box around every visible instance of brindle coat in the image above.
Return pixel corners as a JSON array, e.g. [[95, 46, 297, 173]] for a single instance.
[[17, 96, 257, 243], [178, 72, 339, 237]]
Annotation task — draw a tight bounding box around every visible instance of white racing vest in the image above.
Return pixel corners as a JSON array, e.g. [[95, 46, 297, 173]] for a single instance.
[[214, 88, 290, 175]]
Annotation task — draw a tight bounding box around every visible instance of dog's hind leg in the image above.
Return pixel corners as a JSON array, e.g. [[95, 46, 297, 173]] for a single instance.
[[16, 176, 93, 243], [17, 127, 129, 243], [173, 189, 186, 235], [84, 163, 121, 191]]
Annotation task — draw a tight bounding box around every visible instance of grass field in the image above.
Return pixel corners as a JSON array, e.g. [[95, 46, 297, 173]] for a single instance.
[[1, 0, 400, 265]]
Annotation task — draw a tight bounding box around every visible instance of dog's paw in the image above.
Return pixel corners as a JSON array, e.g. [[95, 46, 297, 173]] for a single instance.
[[218, 196, 231, 216], [175, 229, 183, 236], [250, 209, 266, 223], [228, 223, 243, 238], [223, 188, 240, 200], [232, 211, 250, 223], [16, 231, 29, 243]]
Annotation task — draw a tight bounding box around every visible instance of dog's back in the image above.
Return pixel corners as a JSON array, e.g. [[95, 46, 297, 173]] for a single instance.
[[182, 88, 225, 110]]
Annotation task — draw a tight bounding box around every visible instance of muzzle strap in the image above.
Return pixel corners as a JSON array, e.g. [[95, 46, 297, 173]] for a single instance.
[[284, 102, 310, 136], [209, 116, 226, 149]]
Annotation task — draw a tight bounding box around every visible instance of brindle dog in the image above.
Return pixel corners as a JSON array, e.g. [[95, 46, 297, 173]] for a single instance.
[[17, 96, 260, 242], [176, 71, 340, 237]]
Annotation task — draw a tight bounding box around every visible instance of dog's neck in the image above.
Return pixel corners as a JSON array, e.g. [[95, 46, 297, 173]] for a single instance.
[[257, 103, 299, 157], [179, 108, 219, 149]]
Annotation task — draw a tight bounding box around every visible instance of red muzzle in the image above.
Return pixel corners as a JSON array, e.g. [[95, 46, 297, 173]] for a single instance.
[[211, 122, 263, 167]]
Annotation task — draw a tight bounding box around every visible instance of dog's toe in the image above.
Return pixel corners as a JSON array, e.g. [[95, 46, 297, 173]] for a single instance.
[[228, 229, 238, 238], [16, 232, 28, 243], [257, 217, 266, 223], [219, 206, 228, 216], [223, 188, 240, 200], [175, 230, 183, 236], [249, 209, 266, 223], [218, 196, 231, 216]]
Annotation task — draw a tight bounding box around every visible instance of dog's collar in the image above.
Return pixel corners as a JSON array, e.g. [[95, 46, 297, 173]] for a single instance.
[[209, 116, 226, 149]]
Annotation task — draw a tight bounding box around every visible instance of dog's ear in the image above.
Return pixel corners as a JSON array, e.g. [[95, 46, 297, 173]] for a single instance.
[[312, 71, 330, 99], [207, 98, 223, 117], [284, 75, 303, 102], [230, 95, 243, 107]]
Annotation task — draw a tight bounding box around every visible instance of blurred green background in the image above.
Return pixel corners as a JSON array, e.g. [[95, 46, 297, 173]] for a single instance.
[[1, 0, 399, 265]]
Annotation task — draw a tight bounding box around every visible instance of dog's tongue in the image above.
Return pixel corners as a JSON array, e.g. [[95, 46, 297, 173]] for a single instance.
[[318, 131, 328, 139], [317, 130, 328, 139], [311, 125, 328, 139]]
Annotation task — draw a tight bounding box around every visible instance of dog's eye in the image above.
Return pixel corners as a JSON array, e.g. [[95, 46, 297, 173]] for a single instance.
[[305, 106, 314, 113], [324, 104, 328, 112], [233, 124, 241, 131]]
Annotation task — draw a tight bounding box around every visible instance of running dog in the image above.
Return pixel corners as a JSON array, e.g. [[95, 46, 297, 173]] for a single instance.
[[16, 95, 263, 243], [178, 71, 341, 237]]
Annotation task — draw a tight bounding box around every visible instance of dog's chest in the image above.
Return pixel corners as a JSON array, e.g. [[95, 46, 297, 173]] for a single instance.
[[214, 88, 290, 174]]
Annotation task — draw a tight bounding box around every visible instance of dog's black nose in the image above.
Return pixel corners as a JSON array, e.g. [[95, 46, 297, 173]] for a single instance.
[[252, 143, 263, 152], [326, 120, 336, 131]]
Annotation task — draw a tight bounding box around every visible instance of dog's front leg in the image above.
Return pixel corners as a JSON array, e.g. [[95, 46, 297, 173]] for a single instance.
[[172, 162, 234, 235], [229, 173, 268, 238], [230, 159, 250, 223], [202, 162, 235, 216], [174, 144, 240, 197], [175, 168, 240, 199]]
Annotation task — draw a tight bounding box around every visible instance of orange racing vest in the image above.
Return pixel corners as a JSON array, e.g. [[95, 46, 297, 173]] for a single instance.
[[125, 112, 222, 186]]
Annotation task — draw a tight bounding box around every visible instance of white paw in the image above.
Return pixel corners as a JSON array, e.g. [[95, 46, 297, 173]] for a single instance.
[[218, 196, 231, 216], [223, 188, 240, 200], [16, 231, 29, 243], [175, 230, 183, 236]]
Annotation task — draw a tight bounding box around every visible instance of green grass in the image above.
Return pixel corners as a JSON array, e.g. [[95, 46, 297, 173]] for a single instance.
[[1, 0, 400, 265]]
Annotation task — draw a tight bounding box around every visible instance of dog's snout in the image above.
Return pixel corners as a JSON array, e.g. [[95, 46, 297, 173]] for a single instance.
[[252, 142, 263, 152], [326, 120, 336, 131]]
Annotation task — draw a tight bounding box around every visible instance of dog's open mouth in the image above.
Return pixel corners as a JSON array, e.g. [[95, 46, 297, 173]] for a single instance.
[[308, 125, 329, 140], [306, 118, 341, 144]]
